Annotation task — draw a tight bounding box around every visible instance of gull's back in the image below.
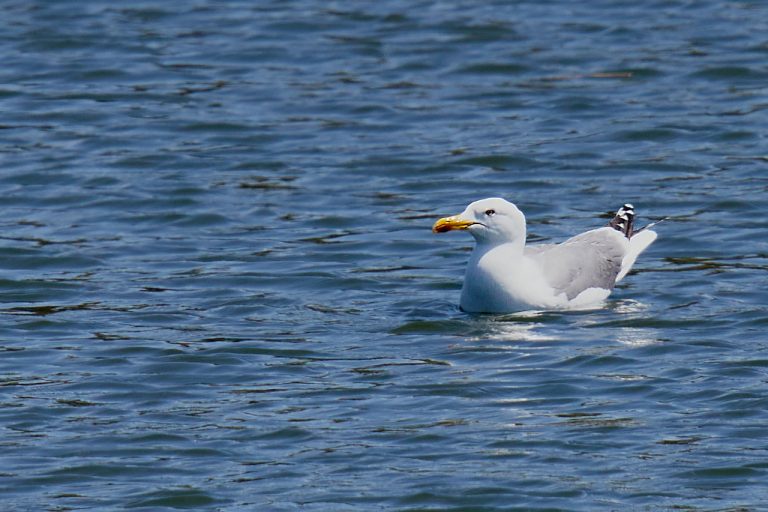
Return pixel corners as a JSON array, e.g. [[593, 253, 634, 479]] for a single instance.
[[527, 228, 628, 300], [524, 203, 657, 301]]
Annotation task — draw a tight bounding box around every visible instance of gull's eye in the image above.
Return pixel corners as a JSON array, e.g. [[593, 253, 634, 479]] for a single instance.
[[484, 209, 496, 216]]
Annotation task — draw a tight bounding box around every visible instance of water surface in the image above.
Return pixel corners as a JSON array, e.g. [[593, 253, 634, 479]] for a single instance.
[[1, 1, 768, 510]]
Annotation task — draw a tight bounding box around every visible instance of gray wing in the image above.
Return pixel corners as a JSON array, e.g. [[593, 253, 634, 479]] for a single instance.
[[526, 227, 627, 300]]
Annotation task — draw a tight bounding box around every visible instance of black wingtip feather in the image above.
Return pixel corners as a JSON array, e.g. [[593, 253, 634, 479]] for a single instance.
[[608, 204, 635, 238]]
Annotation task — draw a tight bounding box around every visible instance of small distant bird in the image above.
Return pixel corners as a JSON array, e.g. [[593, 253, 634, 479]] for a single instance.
[[433, 198, 657, 313]]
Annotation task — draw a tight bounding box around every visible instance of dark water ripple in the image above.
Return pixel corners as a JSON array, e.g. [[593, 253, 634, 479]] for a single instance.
[[1, 0, 768, 510]]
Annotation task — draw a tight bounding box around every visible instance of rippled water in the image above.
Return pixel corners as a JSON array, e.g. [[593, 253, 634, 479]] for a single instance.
[[2, 1, 768, 509]]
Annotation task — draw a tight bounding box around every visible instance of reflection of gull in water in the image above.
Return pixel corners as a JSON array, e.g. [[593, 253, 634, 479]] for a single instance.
[[613, 299, 649, 315], [614, 301, 662, 346], [479, 321, 560, 343], [465, 300, 662, 345], [582, 299, 662, 346], [468, 312, 561, 343], [616, 327, 660, 346]]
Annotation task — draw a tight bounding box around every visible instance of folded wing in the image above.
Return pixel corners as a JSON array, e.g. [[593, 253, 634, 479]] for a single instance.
[[526, 227, 627, 300]]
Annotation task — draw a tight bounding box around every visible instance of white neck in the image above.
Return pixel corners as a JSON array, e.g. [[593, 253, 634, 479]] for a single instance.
[[474, 236, 525, 256]]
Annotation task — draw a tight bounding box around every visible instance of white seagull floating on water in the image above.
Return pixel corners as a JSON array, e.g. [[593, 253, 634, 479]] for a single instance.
[[433, 198, 657, 313]]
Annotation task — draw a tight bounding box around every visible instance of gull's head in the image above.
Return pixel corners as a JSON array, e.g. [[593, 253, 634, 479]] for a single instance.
[[432, 197, 526, 245]]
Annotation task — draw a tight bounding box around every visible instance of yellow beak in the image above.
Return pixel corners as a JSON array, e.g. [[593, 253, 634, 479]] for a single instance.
[[432, 215, 476, 233]]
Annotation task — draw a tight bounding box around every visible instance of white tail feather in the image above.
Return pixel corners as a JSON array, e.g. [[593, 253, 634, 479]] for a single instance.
[[616, 229, 657, 282]]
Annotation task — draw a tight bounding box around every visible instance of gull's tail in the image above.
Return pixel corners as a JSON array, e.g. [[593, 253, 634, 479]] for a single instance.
[[608, 203, 658, 282]]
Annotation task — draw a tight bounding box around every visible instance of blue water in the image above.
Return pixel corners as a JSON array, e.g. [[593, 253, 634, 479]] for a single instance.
[[1, 1, 768, 509]]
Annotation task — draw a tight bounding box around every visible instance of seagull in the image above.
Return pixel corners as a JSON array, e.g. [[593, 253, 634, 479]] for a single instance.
[[432, 198, 657, 313]]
